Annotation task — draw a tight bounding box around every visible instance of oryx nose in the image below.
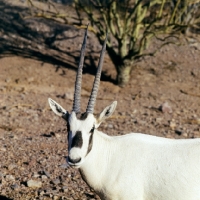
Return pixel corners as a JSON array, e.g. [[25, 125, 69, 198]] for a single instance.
[[68, 157, 81, 164]]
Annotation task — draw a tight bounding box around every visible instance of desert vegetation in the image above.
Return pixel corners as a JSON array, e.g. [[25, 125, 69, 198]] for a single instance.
[[26, 0, 200, 86]]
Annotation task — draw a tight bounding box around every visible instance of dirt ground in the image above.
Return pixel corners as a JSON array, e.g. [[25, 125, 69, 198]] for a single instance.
[[1, 1, 200, 200]]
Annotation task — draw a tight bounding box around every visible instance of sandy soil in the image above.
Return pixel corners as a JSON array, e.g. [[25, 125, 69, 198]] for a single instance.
[[1, 1, 200, 200]]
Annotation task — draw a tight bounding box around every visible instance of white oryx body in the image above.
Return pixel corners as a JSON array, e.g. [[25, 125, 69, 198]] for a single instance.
[[48, 26, 200, 200], [80, 130, 200, 200]]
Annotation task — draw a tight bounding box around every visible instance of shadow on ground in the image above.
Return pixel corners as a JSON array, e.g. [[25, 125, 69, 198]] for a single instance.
[[0, 196, 13, 200], [0, 1, 115, 83]]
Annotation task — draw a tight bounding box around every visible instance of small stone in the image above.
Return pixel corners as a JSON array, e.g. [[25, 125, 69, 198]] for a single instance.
[[0, 147, 6, 151], [8, 164, 17, 171], [27, 180, 42, 188], [33, 172, 40, 178], [1, 189, 6, 195], [0, 172, 4, 177], [138, 120, 146, 125], [10, 134, 18, 139], [0, 132, 4, 140], [59, 163, 69, 169], [43, 170, 51, 178], [182, 132, 188, 137], [1, 178, 6, 185], [55, 133, 61, 139], [108, 124, 113, 129], [156, 118, 163, 123], [64, 92, 73, 100], [27, 77, 34, 82], [5, 175, 15, 181], [53, 195, 59, 200], [62, 186, 68, 192], [52, 179, 60, 185], [169, 121, 176, 130], [159, 102, 172, 113], [39, 190, 45, 196], [5, 78, 11, 83], [11, 184, 20, 190], [41, 175, 48, 180], [39, 159, 46, 165]]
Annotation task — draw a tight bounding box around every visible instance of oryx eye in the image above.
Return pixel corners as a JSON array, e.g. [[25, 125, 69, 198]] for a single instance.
[[90, 126, 95, 133]]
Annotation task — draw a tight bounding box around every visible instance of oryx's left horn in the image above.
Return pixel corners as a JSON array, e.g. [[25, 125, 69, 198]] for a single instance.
[[72, 25, 89, 113]]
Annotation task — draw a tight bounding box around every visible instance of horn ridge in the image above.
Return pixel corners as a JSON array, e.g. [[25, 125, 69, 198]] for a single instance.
[[86, 33, 108, 114], [72, 25, 89, 113]]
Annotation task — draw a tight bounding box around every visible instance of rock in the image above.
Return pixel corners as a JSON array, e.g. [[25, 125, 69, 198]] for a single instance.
[[156, 117, 163, 123], [27, 77, 34, 82], [9, 134, 18, 140], [41, 175, 48, 180], [159, 102, 172, 113], [169, 120, 176, 130], [0, 132, 4, 140], [33, 172, 40, 178], [182, 132, 188, 138], [138, 120, 146, 125], [64, 92, 73, 100], [59, 163, 69, 169], [11, 184, 20, 190], [51, 178, 60, 185], [38, 190, 45, 196], [0, 147, 6, 151], [55, 133, 61, 139], [27, 180, 42, 188], [0, 172, 4, 177], [108, 124, 113, 129], [5, 78, 11, 83], [62, 185, 68, 193], [8, 164, 17, 171], [53, 195, 59, 200], [5, 175, 15, 181], [43, 170, 51, 178]]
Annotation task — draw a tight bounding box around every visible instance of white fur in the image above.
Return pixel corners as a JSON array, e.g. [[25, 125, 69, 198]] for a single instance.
[[81, 132, 200, 200], [48, 98, 200, 200]]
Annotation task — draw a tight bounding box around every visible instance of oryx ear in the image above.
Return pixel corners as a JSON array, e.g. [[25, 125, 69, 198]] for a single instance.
[[48, 98, 68, 119], [96, 101, 117, 128]]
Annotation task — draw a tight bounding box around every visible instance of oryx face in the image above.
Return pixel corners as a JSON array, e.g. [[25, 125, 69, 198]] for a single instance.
[[48, 98, 117, 168], [66, 111, 96, 167], [48, 26, 112, 168]]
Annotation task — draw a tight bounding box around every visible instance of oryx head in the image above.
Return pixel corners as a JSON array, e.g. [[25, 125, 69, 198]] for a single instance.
[[48, 26, 117, 168]]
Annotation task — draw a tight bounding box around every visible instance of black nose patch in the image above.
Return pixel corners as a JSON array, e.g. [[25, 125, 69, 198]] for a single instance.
[[71, 131, 83, 148]]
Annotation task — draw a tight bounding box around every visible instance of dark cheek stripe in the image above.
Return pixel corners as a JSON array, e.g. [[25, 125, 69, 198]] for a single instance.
[[71, 131, 83, 148], [86, 132, 94, 155]]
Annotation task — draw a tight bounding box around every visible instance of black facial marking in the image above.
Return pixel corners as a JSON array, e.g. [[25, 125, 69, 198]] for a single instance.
[[71, 131, 83, 148], [105, 108, 110, 116], [87, 132, 94, 155], [67, 121, 70, 141], [62, 112, 68, 120], [67, 121, 70, 132], [90, 125, 95, 134], [86, 126, 95, 155], [76, 112, 89, 120], [55, 104, 63, 114]]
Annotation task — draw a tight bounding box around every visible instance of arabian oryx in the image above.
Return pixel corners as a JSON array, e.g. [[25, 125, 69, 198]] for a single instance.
[[48, 26, 200, 200]]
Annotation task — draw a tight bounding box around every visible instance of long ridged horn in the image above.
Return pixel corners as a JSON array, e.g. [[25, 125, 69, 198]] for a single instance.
[[72, 25, 89, 113], [86, 33, 108, 114]]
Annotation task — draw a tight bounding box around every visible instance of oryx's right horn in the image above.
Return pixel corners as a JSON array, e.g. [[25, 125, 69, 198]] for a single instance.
[[72, 25, 89, 113]]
